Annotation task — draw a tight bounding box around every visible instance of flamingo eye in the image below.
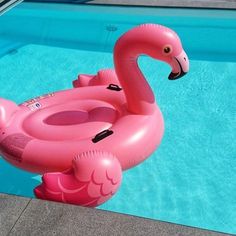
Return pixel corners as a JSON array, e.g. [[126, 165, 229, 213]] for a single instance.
[[163, 45, 172, 54]]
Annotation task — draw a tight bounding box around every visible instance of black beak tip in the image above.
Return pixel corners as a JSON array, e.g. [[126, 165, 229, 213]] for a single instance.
[[168, 71, 187, 80]]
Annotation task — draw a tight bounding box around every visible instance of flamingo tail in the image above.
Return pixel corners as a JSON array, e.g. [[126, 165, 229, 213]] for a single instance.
[[34, 150, 122, 207]]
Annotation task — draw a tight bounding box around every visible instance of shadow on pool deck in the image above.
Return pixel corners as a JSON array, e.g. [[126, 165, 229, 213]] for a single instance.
[[0, 193, 231, 236]]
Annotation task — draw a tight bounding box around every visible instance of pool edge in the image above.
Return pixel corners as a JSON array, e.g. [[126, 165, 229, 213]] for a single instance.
[[86, 0, 236, 10], [0, 193, 231, 236]]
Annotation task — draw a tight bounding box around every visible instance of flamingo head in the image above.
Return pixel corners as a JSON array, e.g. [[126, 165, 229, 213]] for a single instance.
[[146, 24, 189, 80], [114, 24, 189, 81], [125, 24, 189, 80]]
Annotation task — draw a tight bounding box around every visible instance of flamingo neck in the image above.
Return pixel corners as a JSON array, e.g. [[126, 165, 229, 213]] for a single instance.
[[114, 46, 156, 115]]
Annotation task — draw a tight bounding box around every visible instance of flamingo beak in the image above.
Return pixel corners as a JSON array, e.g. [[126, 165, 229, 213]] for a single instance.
[[168, 50, 189, 80]]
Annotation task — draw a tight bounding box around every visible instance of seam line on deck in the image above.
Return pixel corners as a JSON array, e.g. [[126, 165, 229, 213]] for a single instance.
[[7, 198, 32, 236]]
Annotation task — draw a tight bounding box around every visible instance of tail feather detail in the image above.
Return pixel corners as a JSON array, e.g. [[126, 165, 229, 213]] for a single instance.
[[73, 69, 120, 88], [34, 150, 122, 207], [73, 74, 95, 88]]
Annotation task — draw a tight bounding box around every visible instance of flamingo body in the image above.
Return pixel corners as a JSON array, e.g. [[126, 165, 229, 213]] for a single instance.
[[0, 24, 189, 207]]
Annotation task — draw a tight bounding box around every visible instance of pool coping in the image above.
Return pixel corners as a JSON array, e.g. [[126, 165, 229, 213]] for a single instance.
[[0, 193, 231, 236], [87, 0, 236, 9]]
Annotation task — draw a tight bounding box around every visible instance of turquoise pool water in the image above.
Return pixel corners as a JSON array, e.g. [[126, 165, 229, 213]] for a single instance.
[[0, 3, 236, 234]]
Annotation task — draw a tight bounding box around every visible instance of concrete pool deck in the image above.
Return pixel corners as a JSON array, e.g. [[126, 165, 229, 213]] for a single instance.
[[87, 0, 236, 9], [0, 193, 231, 236]]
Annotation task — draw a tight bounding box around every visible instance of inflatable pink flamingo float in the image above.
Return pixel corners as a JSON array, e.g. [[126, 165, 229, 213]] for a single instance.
[[0, 24, 189, 207]]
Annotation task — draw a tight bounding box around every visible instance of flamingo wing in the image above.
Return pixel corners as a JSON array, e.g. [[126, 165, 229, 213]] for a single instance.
[[34, 151, 122, 207]]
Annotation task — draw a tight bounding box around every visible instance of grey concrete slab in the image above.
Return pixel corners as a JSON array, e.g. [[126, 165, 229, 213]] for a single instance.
[[0, 194, 30, 236], [6, 195, 229, 236], [87, 0, 236, 9]]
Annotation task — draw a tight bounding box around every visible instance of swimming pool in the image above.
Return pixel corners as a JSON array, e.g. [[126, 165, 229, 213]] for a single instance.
[[0, 2, 235, 234]]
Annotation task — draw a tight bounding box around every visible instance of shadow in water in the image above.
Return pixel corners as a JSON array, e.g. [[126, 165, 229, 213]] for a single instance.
[[0, 157, 41, 198]]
